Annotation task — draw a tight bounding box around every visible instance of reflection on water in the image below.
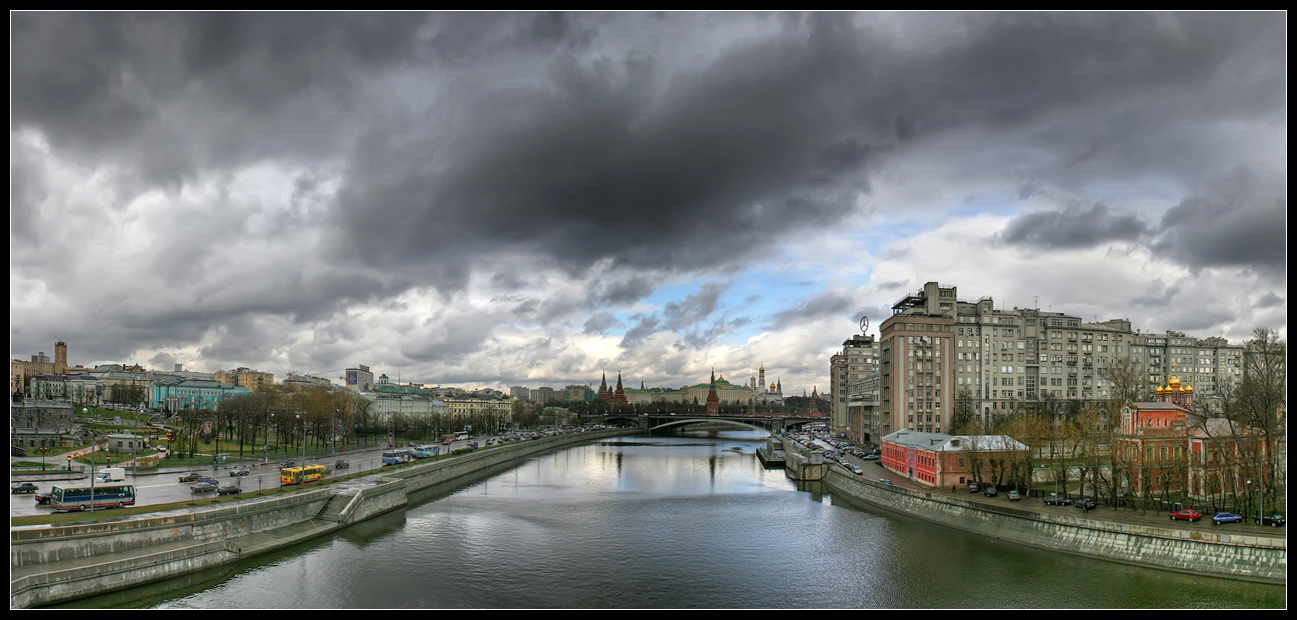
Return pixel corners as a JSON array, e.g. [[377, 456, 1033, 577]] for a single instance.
[[60, 430, 1284, 609]]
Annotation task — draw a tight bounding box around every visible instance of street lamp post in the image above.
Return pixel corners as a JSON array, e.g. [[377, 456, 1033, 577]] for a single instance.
[[297, 413, 306, 467], [84, 407, 95, 513]]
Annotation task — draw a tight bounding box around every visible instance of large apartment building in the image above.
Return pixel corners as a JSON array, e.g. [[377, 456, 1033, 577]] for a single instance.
[[830, 334, 879, 433], [867, 281, 1245, 436]]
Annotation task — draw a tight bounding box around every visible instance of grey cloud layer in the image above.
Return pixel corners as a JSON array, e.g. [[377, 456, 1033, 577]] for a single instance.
[[10, 12, 1287, 380]]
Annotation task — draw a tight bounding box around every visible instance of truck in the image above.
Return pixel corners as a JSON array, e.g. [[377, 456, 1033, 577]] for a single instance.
[[95, 467, 126, 482]]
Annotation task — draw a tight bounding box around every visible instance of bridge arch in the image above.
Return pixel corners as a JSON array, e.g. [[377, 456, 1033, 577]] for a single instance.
[[648, 417, 775, 434]]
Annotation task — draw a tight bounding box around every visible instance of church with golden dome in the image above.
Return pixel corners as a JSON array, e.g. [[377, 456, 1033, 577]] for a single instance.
[[1116, 366, 1267, 502]]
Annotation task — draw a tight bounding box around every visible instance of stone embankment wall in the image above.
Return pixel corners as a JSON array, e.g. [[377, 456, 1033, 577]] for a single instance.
[[821, 467, 1286, 585], [11, 429, 625, 608]]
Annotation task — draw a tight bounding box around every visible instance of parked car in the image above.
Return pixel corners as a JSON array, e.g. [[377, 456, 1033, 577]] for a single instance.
[[179, 472, 202, 483], [1170, 509, 1203, 522], [35, 491, 52, 505], [1212, 512, 1244, 525], [862, 454, 880, 461], [12, 482, 39, 494], [1255, 513, 1285, 527], [983, 486, 998, 497], [1075, 497, 1097, 510], [968, 483, 980, 493], [190, 482, 217, 493], [228, 466, 251, 476], [1044, 493, 1073, 506], [216, 484, 242, 496]]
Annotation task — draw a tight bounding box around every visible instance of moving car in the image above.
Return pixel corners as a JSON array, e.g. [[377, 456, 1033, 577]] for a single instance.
[[35, 491, 52, 505], [1044, 493, 1072, 506], [862, 454, 880, 461], [216, 484, 242, 496], [1169, 509, 1202, 522], [12, 482, 39, 494], [179, 472, 202, 483], [191, 481, 217, 493], [879, 478, 894, 485], [228, 466, 251, 476], [1211, 512, 1244, 525], [1255, 513, 1285, 527]]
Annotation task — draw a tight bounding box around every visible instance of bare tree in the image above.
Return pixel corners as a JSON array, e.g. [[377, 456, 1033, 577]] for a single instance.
[[1233, 327, 1286, 515]]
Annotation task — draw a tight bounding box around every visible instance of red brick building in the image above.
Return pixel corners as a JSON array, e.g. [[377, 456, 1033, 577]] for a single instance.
[[1116, 374, 1266, 502], [880, 429, 1028, 488]]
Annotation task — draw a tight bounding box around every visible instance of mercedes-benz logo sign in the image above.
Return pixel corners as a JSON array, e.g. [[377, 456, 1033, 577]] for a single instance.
[[859, 315, 870, 334]]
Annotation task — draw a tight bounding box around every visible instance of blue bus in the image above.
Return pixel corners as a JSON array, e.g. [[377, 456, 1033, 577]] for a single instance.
[[381, 448, 415, 465], [412, 445, 440, 459], [49, 483, 136, 512]]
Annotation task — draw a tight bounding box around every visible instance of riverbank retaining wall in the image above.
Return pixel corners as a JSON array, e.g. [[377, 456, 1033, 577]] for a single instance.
[[11, 429, 626, 608], [821, 467, 1286, 585]]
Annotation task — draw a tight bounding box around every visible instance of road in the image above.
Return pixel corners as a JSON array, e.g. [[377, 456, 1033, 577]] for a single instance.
[[11, 438, 480, 519]]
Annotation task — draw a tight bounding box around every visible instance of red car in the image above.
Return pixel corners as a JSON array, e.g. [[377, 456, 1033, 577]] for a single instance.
[[1170, 509, 1202, 522]]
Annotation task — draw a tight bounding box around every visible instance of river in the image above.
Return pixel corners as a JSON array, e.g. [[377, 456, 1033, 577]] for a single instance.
[[60, 430, 1285, 609]]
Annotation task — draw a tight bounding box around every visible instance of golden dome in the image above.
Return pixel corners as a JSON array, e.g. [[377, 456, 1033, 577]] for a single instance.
[[1184, 383, 1194, 393]]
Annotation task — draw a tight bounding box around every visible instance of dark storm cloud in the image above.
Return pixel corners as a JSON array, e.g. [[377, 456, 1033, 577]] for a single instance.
[[1148, 172, 1287, 275], [591, 276, 656, 307], [768, 290, 856, 330], [1129, 281, 1181, 308], [619, 314, 661, 349], [1253, 292, 1284, 310], [662, 284, 725, 331], [331, 14, 887, 288], [999, 203, 1148, 249], [582, 311, 620, 335]]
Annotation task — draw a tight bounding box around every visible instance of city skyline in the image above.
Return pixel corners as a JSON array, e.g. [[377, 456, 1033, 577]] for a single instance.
[[10, 12, 1287, 394]]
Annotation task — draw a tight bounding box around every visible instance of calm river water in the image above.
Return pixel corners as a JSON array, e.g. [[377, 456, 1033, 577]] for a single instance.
[[64, 430, 1284, 609]]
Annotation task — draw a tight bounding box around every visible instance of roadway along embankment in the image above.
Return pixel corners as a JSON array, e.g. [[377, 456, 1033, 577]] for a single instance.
[[10, 429, 628, 608]]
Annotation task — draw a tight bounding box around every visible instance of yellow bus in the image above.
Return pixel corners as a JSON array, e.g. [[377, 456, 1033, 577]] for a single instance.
[[280, 463, 328, 485]]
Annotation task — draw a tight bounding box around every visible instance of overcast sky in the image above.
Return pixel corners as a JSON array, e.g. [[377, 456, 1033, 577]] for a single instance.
[[11, 12, 1287, 394]]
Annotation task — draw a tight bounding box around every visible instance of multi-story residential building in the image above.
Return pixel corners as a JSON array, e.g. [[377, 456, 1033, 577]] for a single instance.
[[830, 335, 879, 433], [846, 371, 880, 446], [530, 386, 556, 405], [873, 281, 1246, 433], [510, 386, 531, 401], [563, 385, 595, 402], [214, 367, 276, 391]]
